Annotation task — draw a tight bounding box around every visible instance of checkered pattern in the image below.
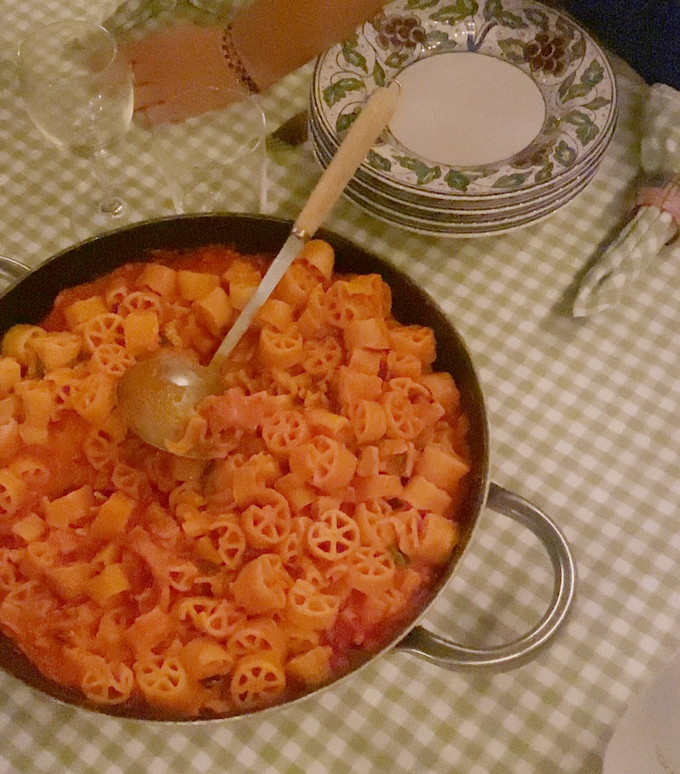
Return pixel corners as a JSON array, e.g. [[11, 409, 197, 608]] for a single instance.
[[2, 2, 680, 773]]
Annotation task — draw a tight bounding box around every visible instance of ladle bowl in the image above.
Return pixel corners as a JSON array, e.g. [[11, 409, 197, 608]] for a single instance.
[[116, 349, 223, 451]]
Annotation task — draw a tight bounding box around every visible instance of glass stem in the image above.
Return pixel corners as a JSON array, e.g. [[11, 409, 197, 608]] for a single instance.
[[92, 148, 125, 217]]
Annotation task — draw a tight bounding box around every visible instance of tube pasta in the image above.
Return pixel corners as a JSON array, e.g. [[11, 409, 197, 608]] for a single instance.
[[123, 310, 160, 357], [349, 399, 387, 444], [31, 332, 81, 371], [16, 381, 53, 445], [194, 288, 232, 337], [0, 242, 472, 719], [0, 358, 21, 396], [177, 269, 220, 301], [137, 263, 178, 298], [285, 644, 332, 687], [223, 258, 262, 311], [343, 317, 390, 352], [255, 297, 294, 331], [272, 261, 322, 310]]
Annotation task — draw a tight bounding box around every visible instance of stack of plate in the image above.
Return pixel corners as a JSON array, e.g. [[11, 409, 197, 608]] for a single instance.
[[310, 0, 618, 238]]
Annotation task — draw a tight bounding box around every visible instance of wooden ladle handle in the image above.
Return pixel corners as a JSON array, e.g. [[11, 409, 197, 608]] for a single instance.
[[294, 80, 401, 238]]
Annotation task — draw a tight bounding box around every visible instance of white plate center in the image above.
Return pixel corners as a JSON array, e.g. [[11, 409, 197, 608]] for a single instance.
[[389, 52, 546, 167]]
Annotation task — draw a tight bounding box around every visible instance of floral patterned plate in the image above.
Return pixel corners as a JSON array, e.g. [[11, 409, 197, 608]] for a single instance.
[[331, 159, 597, 237], [310, 101, 603, 237], [311, 0, 617, 201], [313, 125, 602, 220], [310, 97, 615, 211]]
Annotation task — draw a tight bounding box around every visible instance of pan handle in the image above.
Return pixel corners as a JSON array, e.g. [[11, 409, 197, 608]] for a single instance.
[[396, 482, 576, 671]]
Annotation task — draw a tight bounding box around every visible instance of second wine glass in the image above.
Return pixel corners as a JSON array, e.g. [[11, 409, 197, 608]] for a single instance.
[[150, 86, 268, 215], [18, 21, 134, 232]]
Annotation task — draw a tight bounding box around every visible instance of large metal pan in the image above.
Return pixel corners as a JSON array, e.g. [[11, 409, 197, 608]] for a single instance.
[[0, 214, 576, 721]]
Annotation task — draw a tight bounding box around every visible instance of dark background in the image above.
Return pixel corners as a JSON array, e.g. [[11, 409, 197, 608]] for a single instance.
[[564, 0, 679, 88]]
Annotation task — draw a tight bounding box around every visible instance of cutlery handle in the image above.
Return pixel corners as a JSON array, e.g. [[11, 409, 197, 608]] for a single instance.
[[294, 81, 400, 238]]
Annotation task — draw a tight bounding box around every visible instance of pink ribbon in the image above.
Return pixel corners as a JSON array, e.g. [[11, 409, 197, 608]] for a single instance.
[[635, 173, 680, 241]]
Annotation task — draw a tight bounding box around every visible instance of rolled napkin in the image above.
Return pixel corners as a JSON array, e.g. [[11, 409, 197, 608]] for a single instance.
[[572, 83, 680, 317]]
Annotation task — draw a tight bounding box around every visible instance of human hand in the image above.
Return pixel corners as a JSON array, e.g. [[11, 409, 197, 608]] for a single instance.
[[120, 23, 246, 124]]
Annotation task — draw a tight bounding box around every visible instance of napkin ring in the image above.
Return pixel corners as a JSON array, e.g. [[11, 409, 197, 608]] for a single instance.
[[636, 174, 680, 243], [221, 24, 260, 95]]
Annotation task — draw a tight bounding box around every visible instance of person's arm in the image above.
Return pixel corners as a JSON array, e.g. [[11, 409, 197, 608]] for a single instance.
[[234, 0, 385, 90], [123, 0, 385, 123]]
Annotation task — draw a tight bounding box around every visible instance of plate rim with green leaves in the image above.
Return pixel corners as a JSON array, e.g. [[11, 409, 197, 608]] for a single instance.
[[312, 0, 617, 199]]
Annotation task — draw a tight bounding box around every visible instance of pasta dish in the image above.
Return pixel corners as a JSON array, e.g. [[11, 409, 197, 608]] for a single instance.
[[0, 240, 471, 718]]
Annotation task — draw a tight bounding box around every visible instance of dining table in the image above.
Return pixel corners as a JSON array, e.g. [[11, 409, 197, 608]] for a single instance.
[[1, 0, 680, 773]]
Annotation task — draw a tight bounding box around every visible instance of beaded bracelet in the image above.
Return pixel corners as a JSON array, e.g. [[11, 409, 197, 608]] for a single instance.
[[221, 24, 260, 95]]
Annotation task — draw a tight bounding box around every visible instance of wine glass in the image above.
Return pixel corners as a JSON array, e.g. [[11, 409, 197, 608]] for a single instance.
[[17, 21, 134, 233], [150, 86, 268, 215]]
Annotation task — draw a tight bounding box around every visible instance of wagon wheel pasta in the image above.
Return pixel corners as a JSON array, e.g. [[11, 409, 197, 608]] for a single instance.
[[0, 239, 472, 719]]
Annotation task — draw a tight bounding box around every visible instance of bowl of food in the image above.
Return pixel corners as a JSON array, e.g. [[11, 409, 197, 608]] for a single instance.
[[0, 214, 575, 721]]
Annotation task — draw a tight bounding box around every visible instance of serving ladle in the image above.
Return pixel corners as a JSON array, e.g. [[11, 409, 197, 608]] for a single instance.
[[117, 82, 401, 453]]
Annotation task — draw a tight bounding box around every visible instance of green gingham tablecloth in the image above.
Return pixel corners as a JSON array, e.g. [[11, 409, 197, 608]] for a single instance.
[[2, 1, 680, 773]]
